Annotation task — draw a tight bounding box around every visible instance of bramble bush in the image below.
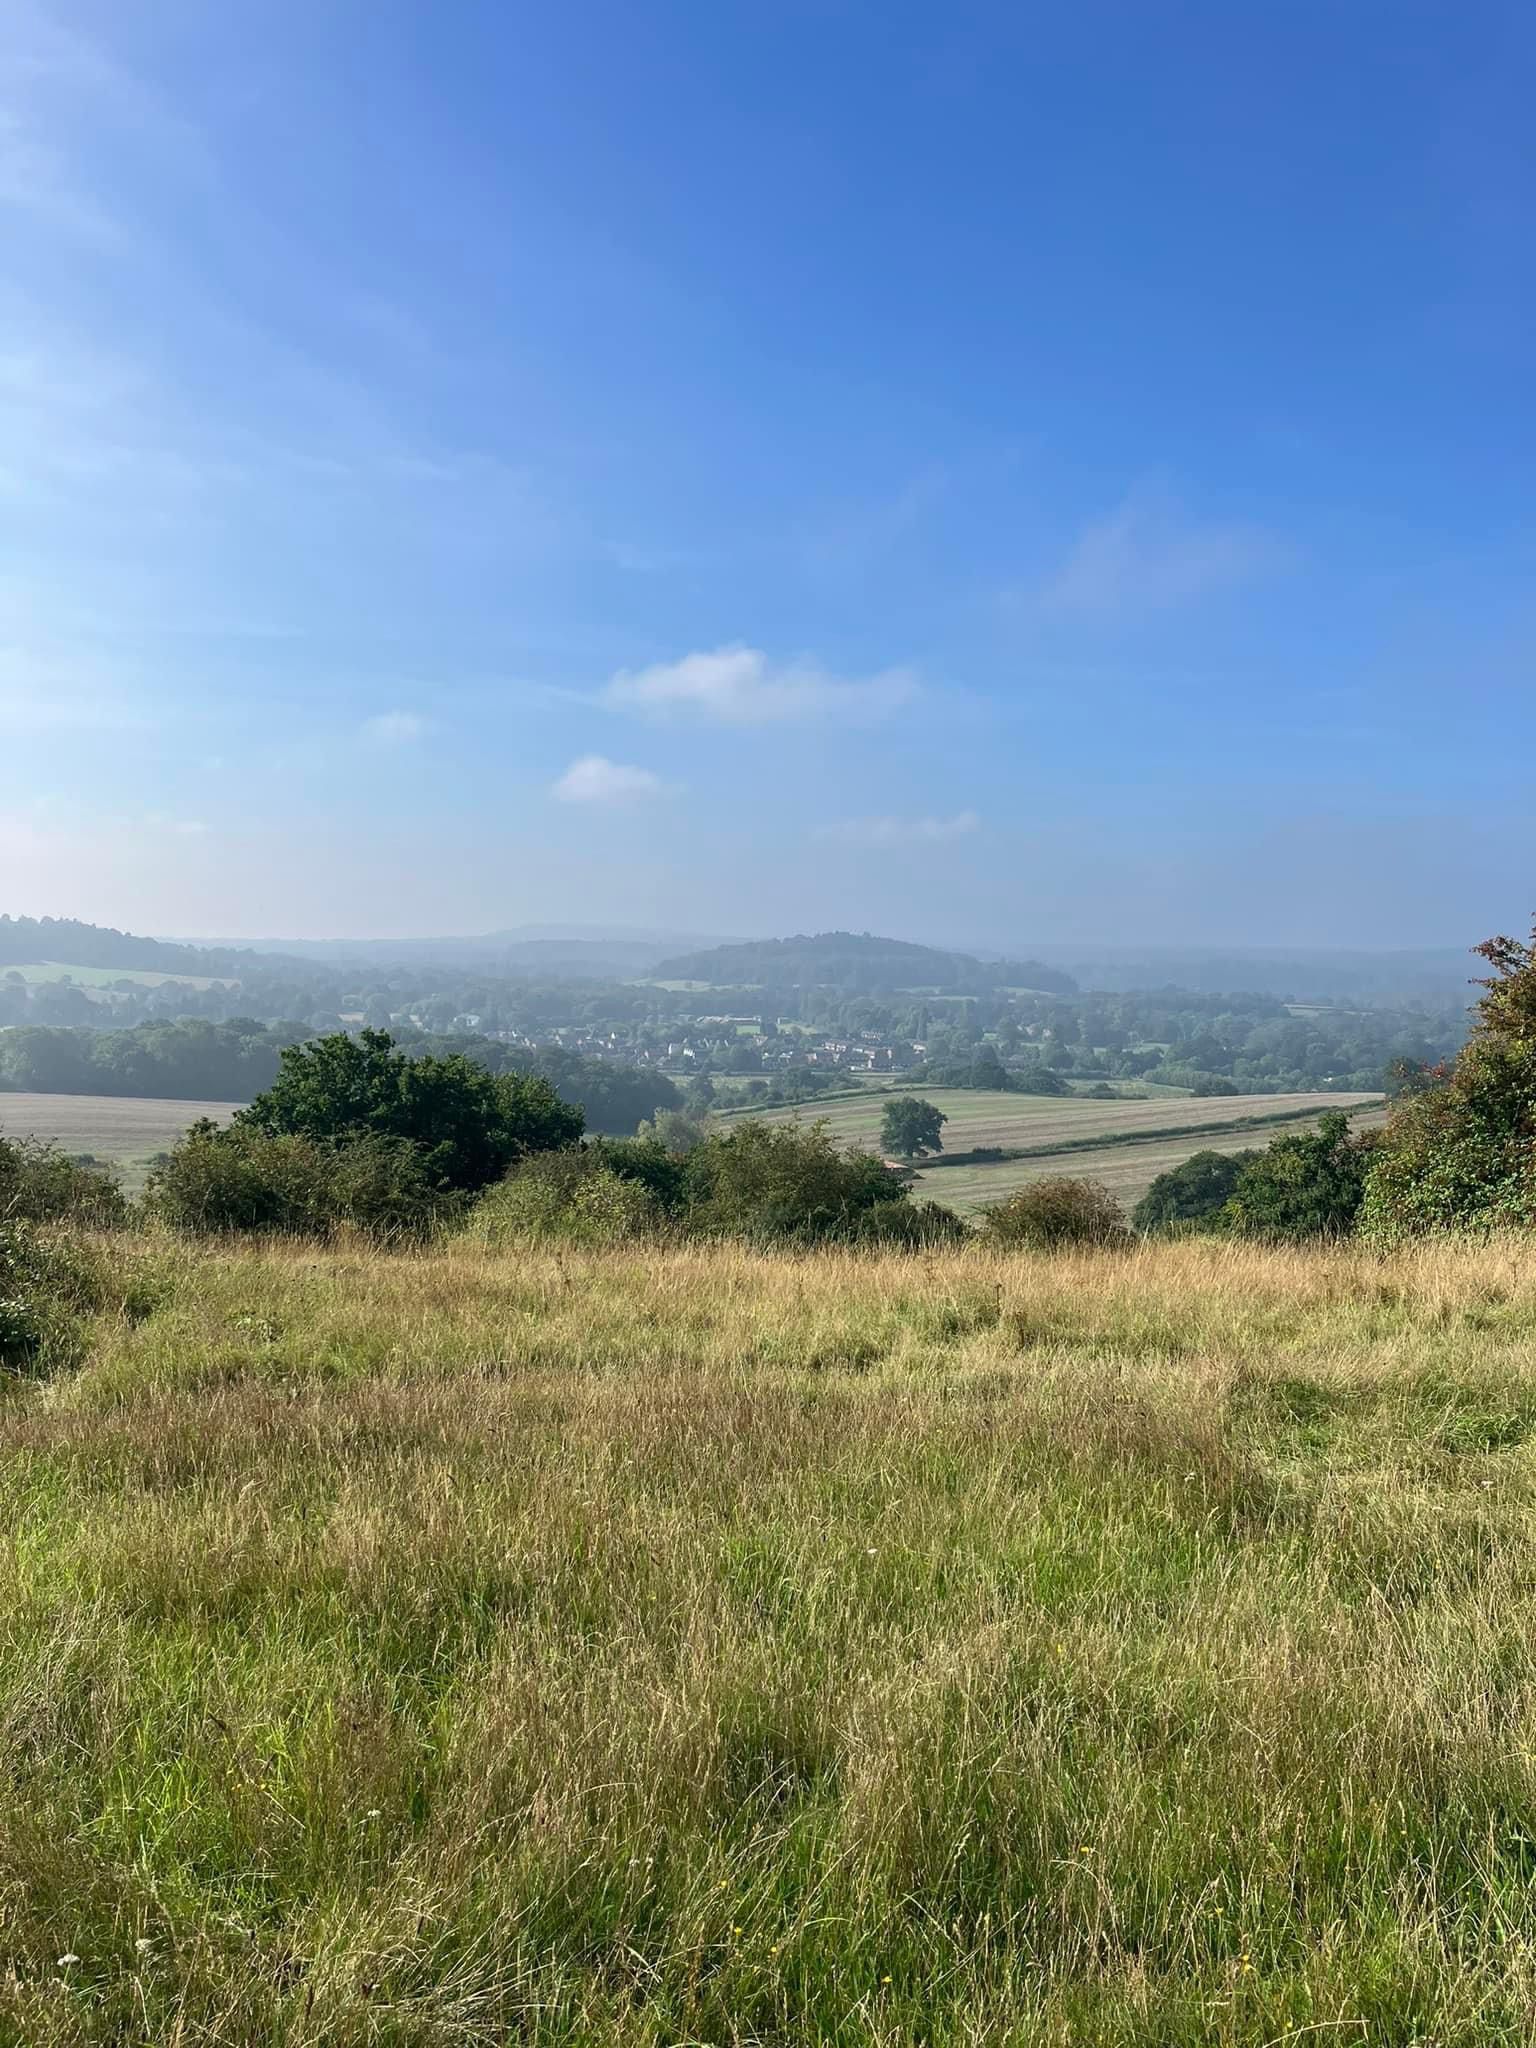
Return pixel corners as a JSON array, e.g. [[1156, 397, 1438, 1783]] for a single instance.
[[981, 1176, 1130, 1249], [147, 1122, 451, 1240], [0, 1133, 127, 1227], [0, 1222, 152, 1377]]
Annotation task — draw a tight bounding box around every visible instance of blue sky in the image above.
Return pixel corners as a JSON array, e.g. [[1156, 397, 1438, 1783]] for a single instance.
[[2, 0, 1532, 947]]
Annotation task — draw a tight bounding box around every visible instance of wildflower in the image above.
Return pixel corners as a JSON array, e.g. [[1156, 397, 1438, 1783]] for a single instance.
[[881, 1973, 892, 1984], [733, 1926, 743, 1936], [135, 1938, 153, 1954], [57, 1953, 80, 1967]]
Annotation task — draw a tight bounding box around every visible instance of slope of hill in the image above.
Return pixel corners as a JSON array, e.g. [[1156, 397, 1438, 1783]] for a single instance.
[[651, 930, 1078, 994], [6, 1227, 1535, 2042], [0, 915, 273, 981]]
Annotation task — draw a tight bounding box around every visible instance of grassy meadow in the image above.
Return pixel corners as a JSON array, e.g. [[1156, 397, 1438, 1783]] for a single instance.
[[6, 1228, 1536, 2042]]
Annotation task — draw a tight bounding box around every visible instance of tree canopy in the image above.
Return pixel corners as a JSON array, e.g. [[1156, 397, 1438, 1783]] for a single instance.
[[880, 1096, 947, 1159], [239, 1029, 583, 1194], [1363, 922, 1536, 1241]]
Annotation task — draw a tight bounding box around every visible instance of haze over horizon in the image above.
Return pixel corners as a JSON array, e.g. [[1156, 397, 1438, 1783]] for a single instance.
[[3, 1, 1533, 948]]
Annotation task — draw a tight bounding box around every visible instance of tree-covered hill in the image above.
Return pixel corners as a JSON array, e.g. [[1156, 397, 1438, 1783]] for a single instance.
[[651, 931, 1078, 995], [0, 915, 269, 980]]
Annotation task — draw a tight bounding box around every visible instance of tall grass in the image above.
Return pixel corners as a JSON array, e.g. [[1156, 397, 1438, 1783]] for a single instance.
[[6, 1231, 1536, 2042]]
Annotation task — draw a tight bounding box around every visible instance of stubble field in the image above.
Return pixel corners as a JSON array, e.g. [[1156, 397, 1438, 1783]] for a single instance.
[[0, 1093, 241, 1188], [745, 1087, 1385, 1213]]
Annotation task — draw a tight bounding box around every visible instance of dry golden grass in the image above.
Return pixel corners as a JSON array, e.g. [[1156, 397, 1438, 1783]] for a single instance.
[[6, 1231, 1536, 2043]]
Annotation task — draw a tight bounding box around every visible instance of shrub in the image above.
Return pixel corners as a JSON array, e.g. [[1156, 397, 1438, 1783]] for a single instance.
[[469, 1149, 662, 1247], [846, 1198, 971, 1249], [682, 1119, 910, 1246], [1363, 927, 1536, 1242], [0, 1223, 126, 1376], [981, 1177, 1130, 1249], [147, 1122, 448, 1240], [634, 1109, 709, 1154], [591, 1135, 691, 1212], [1133, 1149, 1254, 1233], [0, 1135, 127, 1227], [1223, 1112, 1375, 1241]]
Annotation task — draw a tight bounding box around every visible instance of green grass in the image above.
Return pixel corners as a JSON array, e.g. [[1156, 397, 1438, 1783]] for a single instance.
[[6, 1229, 1536, 2042]]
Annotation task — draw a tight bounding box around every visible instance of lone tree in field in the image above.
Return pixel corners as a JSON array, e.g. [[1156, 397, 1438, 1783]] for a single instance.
[[880, 1096, 947, 1160]]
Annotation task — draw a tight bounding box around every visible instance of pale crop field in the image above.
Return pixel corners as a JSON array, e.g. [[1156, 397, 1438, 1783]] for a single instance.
[[6, 1229, 1536, 2044], [916, 1102, 1392, 1214], [0, 1091, 240, 1186], [749, 1085, 1381, 1155], [4, 960, 235, 990]]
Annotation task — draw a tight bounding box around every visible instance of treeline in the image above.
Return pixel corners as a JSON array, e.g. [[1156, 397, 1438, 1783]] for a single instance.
[[0, 1019, 679, 1134], [0, 915, 255, 979]]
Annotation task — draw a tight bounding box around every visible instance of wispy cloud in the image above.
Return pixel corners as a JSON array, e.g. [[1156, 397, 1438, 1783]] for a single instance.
[[1037, 486, 1288, 614], [816, 810, 980, 846], [361, 710, 429, 746], [551, 755, 672, 804], [604, 644, 917, 726]]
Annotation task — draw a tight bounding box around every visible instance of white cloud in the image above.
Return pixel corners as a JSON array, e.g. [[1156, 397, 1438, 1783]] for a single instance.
[[1038, 486, 1287, 613], [604, 644, 917, 726], [551, 755, 671, 805], [361, 710, 428, 745], [817, 810, 980, 847]]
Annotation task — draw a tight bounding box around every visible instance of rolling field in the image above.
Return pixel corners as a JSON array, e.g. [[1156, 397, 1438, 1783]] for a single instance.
[[4, 960, 234, 991], [749, 1086, 1383, 1212], [7, 1230, 1536, 2043], [0, 1091, 241, 1186], [914, 1103, 1391, 1213]]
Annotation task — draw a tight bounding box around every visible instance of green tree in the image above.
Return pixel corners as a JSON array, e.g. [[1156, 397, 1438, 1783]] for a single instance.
[[1131, 1148, 1253, 1233], [1364, 922, 1536, 1240], [880, 1096, 947, 1159], [1223, 1112, 1374, 1240], [968, 1044, 1008, 1091], [238, 1029, 582, 1194]]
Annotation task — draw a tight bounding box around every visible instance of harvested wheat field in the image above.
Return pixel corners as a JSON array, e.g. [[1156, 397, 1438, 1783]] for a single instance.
[[6, 1231, 1536, 2043]]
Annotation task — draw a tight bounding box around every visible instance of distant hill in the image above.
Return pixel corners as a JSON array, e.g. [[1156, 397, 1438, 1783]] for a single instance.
[[1035, 947, 1478, 1001], [170, 927, 734, 979], [650, 931, 1078, 995], [0, 915, 268, 981]]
